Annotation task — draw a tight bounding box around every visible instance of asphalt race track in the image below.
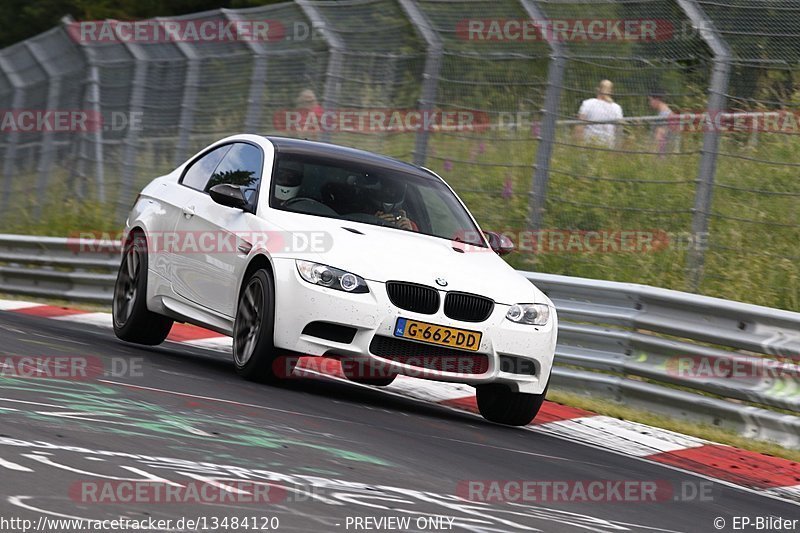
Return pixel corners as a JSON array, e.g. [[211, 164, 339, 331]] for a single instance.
[[0, 309, 797, 533]]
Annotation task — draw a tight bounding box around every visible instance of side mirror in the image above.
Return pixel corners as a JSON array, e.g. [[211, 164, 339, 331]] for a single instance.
[[484, 231, 515, 256], [209, 184, 249, 211]]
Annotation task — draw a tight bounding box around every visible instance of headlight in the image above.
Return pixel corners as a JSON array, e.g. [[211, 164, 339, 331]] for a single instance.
[[295, 260, 369, 293], [506, 303, 550, 325]]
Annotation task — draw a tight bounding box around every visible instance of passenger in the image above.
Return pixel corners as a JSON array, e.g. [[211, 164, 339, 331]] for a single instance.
[[374, 180, 418, 231]]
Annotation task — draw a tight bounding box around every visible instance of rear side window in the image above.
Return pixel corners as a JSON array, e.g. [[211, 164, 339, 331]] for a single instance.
[[181, 145, 232, 191], [206, 143, 263, 203]]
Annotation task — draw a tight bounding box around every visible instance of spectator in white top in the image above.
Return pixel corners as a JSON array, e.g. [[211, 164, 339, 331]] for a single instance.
[[576, 80, 623, 147]]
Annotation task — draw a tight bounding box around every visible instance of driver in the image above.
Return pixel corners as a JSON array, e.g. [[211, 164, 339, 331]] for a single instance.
[[374, 180, 418, 231], [274, 161, 303, 204]]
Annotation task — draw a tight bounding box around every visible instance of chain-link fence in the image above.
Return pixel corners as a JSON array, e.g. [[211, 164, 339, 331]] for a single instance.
[[0, 0, 798, 311]]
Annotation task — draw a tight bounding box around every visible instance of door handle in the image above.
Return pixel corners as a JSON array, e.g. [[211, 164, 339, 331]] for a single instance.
[[182, 205, 195, 219]]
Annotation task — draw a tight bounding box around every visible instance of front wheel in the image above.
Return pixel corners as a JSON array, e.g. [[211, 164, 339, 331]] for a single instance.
[[476, 383, 548, 426], [112, 233, 173, 345], [233, 269, 293, 382]]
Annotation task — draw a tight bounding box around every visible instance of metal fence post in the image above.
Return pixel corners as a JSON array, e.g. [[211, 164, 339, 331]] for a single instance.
[[89, 63, 106, 203], [296, 0, 345, 143], [24, 40, 61, 218], [398, 0, 442, 167], [115, 29, 147, 220], [675, 0, 732, 291], [520, 0, 567, 231], [168, 18, 201, 166], [224, 9, 268, 134], [0, 54, 25, 215], [74, 39, 107, 204]]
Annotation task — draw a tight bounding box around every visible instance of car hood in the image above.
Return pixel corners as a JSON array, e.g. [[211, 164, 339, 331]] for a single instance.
[[267, 212, 545, 306]]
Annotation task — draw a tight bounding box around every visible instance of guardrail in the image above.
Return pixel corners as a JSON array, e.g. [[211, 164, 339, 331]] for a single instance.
[[1, 234, 798, 448], [527, 273, 800, 449], [0, 234, 120, 303]]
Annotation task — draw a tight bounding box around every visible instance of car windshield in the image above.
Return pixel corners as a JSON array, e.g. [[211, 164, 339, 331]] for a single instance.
[[269, 153, 487, 247]]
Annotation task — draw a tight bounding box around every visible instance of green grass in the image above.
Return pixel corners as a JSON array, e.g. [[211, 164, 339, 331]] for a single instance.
[[418, 128, 800, 311]]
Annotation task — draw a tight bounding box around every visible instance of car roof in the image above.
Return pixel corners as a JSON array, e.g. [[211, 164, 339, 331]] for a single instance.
[[264, 136, 436, 179]]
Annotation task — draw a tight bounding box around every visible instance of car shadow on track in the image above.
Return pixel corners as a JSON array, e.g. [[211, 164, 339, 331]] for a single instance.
[[145, 342, 512, 430], [0, 310, 529, 434]]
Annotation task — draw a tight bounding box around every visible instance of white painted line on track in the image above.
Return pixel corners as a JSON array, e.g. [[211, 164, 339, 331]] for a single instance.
[[51, 312, 113, 328], [180, 337, 232, 351], [534, 416, 709, 457], [0, 300, 42, 311], [387, 375, 475, 403], [0, 458, 33, 472]]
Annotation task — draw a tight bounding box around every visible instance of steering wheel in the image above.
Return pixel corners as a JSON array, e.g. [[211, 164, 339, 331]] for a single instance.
[[282, 197, 339, 217], [283, 197, 317, 208]]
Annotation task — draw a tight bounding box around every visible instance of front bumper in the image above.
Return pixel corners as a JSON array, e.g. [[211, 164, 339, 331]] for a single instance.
[[271, 258, 556, 394]]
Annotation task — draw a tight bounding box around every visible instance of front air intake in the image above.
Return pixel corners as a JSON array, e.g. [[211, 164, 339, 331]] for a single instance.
[[369, 336, 489, 374]]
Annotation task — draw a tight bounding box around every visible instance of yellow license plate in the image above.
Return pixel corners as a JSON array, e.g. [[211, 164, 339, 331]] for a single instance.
[[393, 318, 482, 351]]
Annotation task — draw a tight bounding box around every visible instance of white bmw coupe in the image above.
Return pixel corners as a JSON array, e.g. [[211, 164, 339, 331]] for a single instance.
[[113, 135, 557, 425]]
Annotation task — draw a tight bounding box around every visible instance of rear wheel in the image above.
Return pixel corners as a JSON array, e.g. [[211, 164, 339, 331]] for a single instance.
[[233, 269, 293, 382], [112, 233, 173, 345], [476, 383, 547, 426]]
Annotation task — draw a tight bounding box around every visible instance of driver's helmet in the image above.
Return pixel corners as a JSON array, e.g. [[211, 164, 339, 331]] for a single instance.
[[274, 161, 303, 202], [376, 179, 407, 213]]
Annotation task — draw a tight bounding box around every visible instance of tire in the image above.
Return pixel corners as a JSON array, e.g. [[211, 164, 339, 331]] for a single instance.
[[476, 383, 548, 426], [233, 269, 293, 382], [112, 233, 173, 345]]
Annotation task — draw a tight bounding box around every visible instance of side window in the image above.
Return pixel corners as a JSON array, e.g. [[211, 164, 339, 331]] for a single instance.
[[181, 145, 232, 191], [206, 143, 264, 203]]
